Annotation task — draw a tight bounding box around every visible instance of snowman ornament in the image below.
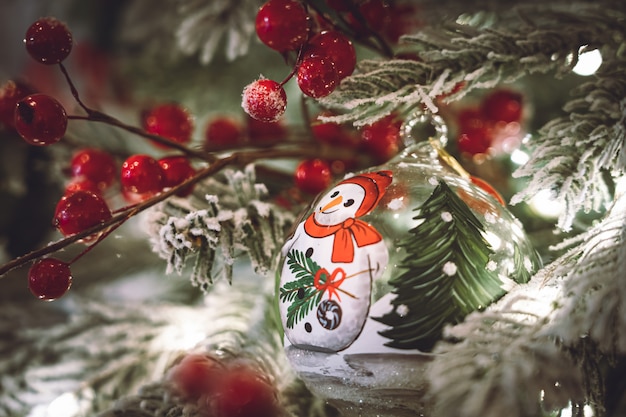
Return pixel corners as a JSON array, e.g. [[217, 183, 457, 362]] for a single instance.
[[279, 171, 392, 352]]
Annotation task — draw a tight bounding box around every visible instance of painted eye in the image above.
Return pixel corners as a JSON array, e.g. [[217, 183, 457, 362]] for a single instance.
[[344, 199, 355, 207], [331, 191, 339, 198]]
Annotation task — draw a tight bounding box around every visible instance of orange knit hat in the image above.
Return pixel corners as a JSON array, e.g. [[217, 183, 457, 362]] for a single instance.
[[338, 170, 393, 217]]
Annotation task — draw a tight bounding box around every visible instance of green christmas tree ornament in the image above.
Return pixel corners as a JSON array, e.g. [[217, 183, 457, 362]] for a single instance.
[[276, 115, 542, 416]]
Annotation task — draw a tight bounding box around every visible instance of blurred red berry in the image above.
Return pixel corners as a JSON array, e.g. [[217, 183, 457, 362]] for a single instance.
[[142, 103, 194, 148], [70, 148, 117, 191], [256, 0, 310, 52], [295, 159, 332, 195]]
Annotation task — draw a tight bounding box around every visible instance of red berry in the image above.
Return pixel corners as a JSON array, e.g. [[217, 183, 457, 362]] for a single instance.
[[311, 113, 358, 148], [246, 116, 287, 144], [360, 115, 402, 163], [28, 258, 72, 301], [457, 108, 493, 155], [295, 159, 332, 194], [213, 363, 279, 417], [64, 177, 102, 196], [14, 93, 67, 146], [158, 156, 196, 197], [304, 31, 356, 80], [481, 89, 523, 123], [0, 80, 36, 129], [24, 17, 73, 65], [70, 148, 117, 190], [53, 190, 112, 237], [325, 0, 352, 12], [297, 56, 339, 98], [241, 79, 287, 122], [348, 0, 390, 34], [205, 116, 242, 150], [120, 154, 164, 199], [255, 0, 309, 52], [167, 354, 223, 401], [142, 103, 194, 147]]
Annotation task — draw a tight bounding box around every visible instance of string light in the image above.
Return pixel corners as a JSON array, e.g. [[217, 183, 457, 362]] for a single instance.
[[572, 47, 602, 76]]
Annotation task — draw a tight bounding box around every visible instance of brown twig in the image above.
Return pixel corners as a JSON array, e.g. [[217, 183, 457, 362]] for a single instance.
[[0, 143, 346, 277]]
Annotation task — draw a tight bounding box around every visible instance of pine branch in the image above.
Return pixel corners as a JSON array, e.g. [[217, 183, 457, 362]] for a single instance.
[[512, 57, 626, 230], [147, 164, 296, 290], [319, 5, 625, 126]]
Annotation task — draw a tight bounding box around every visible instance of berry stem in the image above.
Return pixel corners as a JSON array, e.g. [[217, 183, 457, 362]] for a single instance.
[[68, 112, 215, 162], [59, 62, 211, 161], [58, 63, 92, 116], [0, 144, 350, 277]]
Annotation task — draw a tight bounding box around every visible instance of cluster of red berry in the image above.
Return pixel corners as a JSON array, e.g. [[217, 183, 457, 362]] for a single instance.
[[0, 17, 211, 301], [167, 354, 282, 417], [455, 88, 524, 157], [242, 0, 359, 122]]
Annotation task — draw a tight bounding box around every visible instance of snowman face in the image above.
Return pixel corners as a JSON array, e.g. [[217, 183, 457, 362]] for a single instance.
[[314, 183, 365, 226]]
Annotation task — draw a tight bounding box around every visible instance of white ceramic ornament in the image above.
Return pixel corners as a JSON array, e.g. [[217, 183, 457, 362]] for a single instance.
[[277, 116, 542, 416], [279, 171, 393, 352]]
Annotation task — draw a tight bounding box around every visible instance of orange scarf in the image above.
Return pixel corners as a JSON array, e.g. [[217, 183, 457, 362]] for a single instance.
[[304, 214, 382, 263]]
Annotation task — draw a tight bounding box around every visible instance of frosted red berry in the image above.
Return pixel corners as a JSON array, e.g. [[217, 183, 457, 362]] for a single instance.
[[295, 159, 332, 194], [24, 17, 73, 65], [304, 31, 356, 80], [297, 56, 339, 98], [481, 89, 523, 123], [0, 80, 36, 129], [242, 79, 287, 122], [158, 156, 196, 197], [142, 103, 194, 147], [70, 148, 117, 190], [14, 93, 67, 146], [120, 154, 164, 199], [256, 0, 310, 52], [205, 116, 242, 150], [28, 258, 72, 301], [53, 190, 112, 237], [360, 115, 402, 163]]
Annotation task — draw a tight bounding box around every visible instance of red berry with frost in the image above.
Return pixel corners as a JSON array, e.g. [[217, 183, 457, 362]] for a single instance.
[[242, 79, 287, 122], [167, 354, 223, 401], [0, 80, 36, 129], [24, 17, 73, 65], [360, 115, 402, 163], [53, 190, 112, 237], [481, 89, 523, 123], [457, 108, 493, 155], [295, 159, 332, 194], [142, 103, 194, 147], [120, 154, 164, 198], [158, 156, 196, 197], [304, 31, 356, 80], [256, 0, 309, 52], [70, 148, 117, 190], [297, 56, 339, 98], [205, 116, 242, 150], [213, 363, 280, 417], [14, 93, 67, 145], [28, 258, 72, 301]]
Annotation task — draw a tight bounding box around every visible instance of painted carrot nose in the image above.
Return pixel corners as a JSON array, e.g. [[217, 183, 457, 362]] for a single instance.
[[320, 195, 342, 212]]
